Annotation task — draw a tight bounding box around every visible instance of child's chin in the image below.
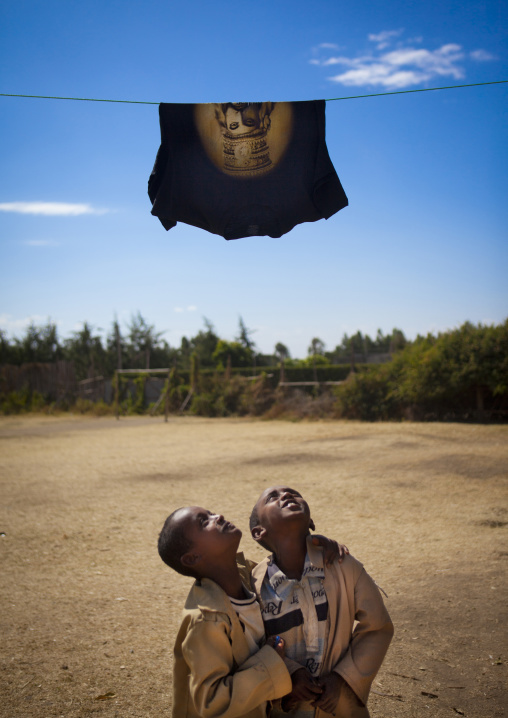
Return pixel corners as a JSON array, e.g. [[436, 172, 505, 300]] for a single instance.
[[228, 528, 242, 543]]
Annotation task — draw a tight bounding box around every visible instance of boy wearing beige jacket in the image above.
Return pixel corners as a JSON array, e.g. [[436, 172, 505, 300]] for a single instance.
[[158, 506, 292, 718], [250, 487, 393, 718]]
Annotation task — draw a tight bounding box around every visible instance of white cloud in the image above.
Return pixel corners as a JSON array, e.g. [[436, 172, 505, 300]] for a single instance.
[[321, 56, 356, 66], [328, 42, 465, 88], [368, 29, 403, 50], [312, 31, 494, 89], [331, 65, 429, 89], [319, 42, 340, 50], [0, 313, 48, 335], [470, 49, 495, 61], [174, 305, 197, 313], [0, 202, 109, 216]]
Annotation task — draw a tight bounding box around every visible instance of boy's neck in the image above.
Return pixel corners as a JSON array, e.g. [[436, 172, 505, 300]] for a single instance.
[[201, 557, 246, 600], [271, 532, 308, 580]]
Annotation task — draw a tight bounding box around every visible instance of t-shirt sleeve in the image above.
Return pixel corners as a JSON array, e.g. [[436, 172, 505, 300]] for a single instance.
[[148, 104, 177, 231], [312, 100, 348, 219]]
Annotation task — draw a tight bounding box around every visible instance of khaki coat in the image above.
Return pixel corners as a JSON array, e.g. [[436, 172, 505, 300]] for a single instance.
[[251, 540, 394, 718], [172, 557, 292, 718]]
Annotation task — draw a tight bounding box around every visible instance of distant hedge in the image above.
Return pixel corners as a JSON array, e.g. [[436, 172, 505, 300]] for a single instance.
[[3, 321, 507, 422], [334, 321, 508, 421]]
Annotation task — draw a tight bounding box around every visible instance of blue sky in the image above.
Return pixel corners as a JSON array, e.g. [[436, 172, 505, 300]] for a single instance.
[[1, 0, 507, 358]]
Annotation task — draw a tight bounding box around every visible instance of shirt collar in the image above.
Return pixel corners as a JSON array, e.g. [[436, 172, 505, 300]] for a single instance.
[[267, 546, 325, 599]]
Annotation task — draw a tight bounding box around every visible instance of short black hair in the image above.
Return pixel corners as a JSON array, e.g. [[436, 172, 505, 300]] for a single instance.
[[158, 508, 197, 578], [249, 501, 272, 551], [249, 504, 259, 534]]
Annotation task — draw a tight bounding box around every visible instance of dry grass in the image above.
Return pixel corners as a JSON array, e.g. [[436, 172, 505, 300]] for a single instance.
[[0, 415, 507, 718]]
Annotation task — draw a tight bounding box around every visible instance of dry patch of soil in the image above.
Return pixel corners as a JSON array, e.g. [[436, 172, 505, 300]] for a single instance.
[[0, 415, 507, 717]]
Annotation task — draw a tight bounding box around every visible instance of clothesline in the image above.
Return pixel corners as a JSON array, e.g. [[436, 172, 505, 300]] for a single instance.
[[0, 80, 506, 106]]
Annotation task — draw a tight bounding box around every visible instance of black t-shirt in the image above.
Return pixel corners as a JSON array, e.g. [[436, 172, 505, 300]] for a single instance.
[[148, 100, 348, 240]]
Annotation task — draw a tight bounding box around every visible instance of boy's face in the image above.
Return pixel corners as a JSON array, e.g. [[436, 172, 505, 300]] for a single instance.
[[252, 486, 314, 539], [175, 506, 242, 572]]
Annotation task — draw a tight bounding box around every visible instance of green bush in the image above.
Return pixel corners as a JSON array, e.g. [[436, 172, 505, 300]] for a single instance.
[[333, 321, 508, 421], [71, 397, 114, 416], [240, 373, 276, 416], [30, 390, 46, 411], [190, 392, 220, 417], [334, 367, 400, 421], [1, 388, 30, 414], [0, 386, 50, 414]]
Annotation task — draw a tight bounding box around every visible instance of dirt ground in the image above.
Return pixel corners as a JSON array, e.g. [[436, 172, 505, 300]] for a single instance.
[[0, 415, 507, 718]]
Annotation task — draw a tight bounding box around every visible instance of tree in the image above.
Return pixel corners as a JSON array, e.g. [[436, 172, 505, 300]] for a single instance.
[[189, 317, 220, 368], [63, 322, 105, 380], [15, 321, 63, 364], [275, 342, 290, 362], [236, 316, 256, 351], [389, 328, 407, 353], [106, 317, 125, 373], [374, 329, 389, 353], [190, 352, 200, 391], [0, 329, 16, 365], [308, 337, 325, 356], [213, 340, 253, 369], [127, 312, 164, 369]]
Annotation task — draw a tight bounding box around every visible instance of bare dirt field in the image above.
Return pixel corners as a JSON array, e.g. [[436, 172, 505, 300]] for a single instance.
[[1, 415, 507, 718]]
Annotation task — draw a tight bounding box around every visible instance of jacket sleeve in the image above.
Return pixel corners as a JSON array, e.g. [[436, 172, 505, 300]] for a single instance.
[[182, 613, 292, 718], [333, 567, 394, 706]]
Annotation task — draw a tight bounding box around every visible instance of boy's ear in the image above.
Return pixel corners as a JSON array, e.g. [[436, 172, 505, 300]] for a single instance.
[[181, 551, 200, 569], [251, 525, 267, 543], [310, 518, 316, 532]]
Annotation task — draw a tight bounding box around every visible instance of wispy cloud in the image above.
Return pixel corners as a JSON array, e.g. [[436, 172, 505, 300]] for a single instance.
[[0, 313, 49, 335], [0, 202, 109, 216], [368, 29, 403, 50], [174, 306, 197, 313], [311, 31, 496, 89], [319, 42, 340, 50], [470, 49, 495, 61], [23, 239, 60, 247]]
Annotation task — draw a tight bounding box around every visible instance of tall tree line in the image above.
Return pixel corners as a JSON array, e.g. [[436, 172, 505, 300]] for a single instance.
[[0, 314, 275, 381], [6, 313, 500, 389]]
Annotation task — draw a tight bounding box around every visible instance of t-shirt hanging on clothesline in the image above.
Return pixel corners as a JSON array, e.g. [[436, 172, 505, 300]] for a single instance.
[[148, 100, 348, 240]]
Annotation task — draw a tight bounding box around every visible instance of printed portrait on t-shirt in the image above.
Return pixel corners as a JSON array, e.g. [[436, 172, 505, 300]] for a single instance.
[[194, 102, 293, 178]]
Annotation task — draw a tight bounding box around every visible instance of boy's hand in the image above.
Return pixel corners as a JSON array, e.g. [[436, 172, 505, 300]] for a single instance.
[[267, 635, 285, 660], [312, 672, 344, 714], [312, 535, 349, 565], [282, 667, 322, 708]]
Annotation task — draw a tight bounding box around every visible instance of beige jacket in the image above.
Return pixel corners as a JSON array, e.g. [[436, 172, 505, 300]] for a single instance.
[[172, 557, 292, 718], [251, 539, 394, 718]]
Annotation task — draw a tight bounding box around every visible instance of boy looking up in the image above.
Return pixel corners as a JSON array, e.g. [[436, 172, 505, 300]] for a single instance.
[[158, 506, 292, 718], [250, 487, 393, 718]]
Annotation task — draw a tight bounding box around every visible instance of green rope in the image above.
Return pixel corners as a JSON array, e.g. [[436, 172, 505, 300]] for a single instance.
[[0, 80, 506, 106], [325, 79, 508, 101], [0, 93, 158, 104]]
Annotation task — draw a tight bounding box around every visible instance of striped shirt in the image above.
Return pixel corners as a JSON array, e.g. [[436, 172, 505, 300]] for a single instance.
[[259, 552, 329, 717]]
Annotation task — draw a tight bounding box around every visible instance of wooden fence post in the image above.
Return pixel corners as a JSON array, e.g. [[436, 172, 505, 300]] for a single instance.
[[165, 370, 170, 423], [115, 371, 119, 420]]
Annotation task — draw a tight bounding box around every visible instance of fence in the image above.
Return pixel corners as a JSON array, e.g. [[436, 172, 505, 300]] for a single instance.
[[0, 361, 77, 401]]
